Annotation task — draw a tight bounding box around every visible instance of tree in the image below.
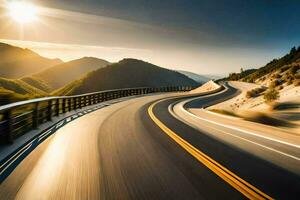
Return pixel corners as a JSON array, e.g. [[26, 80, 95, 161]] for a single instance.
[[290, 46, 297, 54], [264, 88, 279, 102]]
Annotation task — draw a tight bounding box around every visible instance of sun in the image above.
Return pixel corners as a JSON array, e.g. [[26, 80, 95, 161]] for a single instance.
[[8, 1, 38, 24]]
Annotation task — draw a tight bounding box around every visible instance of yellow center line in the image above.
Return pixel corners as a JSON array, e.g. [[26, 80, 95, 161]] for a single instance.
[[148, 99, 273, 200]]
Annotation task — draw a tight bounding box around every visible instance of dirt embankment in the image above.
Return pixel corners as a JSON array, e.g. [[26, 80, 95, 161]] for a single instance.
[[208, 81, 300, 130], [189, 80, 221, 94]]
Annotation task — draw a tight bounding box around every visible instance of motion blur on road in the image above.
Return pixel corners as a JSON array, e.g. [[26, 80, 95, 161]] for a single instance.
[[0, 84, 299, 200]]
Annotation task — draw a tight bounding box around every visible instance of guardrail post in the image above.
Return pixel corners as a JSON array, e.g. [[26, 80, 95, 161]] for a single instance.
[[83, 96, 86, 106], [4, 110, 13, 143], [88, 96, 91, 105], [68, 98, 72, 111], [62, 99, 66, 113], [78, 97, 82, 109], [32, 102, 39, 129], [55, 99, 60, 116], [98, 94, 101, 103], [95, 95, 98, 104], [47, 100, 52, 121], [75, 97, 78, 109]]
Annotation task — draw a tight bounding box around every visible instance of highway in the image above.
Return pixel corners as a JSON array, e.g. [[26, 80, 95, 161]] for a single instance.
[[0, 85, 299, 199]]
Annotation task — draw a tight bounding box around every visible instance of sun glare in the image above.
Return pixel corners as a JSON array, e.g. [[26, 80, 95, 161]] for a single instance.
[[8, 1, 38, 23]]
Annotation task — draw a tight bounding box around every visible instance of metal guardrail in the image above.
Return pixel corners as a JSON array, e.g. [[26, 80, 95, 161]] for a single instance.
[[0, 86, 194, 144]]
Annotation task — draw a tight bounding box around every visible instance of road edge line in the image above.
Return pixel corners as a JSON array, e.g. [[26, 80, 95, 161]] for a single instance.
[[148, 99, 273, 200]]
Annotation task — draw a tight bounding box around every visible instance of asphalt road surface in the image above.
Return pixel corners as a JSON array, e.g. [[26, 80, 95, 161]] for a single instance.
[[0, 86, 299, 199]]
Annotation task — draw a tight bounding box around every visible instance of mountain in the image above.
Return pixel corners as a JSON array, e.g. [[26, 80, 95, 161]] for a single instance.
[[203, 74, 224, 80], [0, 77, 52, 105], [242, 46, 300, 83], [20, 76, 52, 93], [0, 88, 30, 106], [55, 59, 198, 95], [0, 43, 62, 78], [222, 46, 300, 87], [0, 77, 47, 97], [220, 68, 257, 82], [178, 70, 210, 83], [33, 57, 110, 90]]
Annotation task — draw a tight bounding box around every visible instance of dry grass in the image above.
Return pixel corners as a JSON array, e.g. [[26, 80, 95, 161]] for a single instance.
[[209, 109, 238, 117], [242, 112, 297, 128]]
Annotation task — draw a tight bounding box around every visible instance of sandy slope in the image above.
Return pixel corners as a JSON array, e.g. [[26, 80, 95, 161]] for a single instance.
[[189, 80, 221, 94], [209, 81, 300, 112], [207, 81, 300, 133]]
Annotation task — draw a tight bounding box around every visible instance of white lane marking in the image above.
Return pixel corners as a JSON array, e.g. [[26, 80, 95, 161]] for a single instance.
[[182, 106, 300, 149], [0, 142, 32, 169], [203, 122, 300, 161], [0, 94, 148, 175], [170, 104, 300, 161], [38, 129, 55, 142], [179, 82, 300, 149], [0, 144, 32, 175]]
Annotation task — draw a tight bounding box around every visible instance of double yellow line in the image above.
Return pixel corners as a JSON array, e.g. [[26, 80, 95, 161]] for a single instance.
[[148, 99, 273, 200]]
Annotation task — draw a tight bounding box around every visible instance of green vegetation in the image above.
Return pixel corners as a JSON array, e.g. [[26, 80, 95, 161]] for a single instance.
[[34, 57, 109, 90], [246, 87, 267, 98], [0, 87, 34, 105], [222, 46, 300, 86], [56, 59, 198, 95], [242, 46, 300, 83], [0, 77, 46, 96], [52, 80, 83, 96], [0, 42, 62, 78], [0, 78, 47, 105], [223, 68, 257, 82], [21, 76, 52, 93], [264, 88, 280, 102]]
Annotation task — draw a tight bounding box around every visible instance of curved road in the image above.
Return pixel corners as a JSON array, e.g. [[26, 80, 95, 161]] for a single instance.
[[0, 85, 299, 199]]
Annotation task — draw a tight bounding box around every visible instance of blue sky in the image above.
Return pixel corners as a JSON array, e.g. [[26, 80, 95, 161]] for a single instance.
[[38, 0, 300, 47], [1, 0, 300, 75]]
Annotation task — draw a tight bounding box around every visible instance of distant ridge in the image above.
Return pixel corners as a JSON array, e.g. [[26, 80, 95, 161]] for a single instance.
[[55, 59, 198, 95], [222, 46, 300, 87], [0, 42, 62, 78], [0, 77, 47, 96], [178, 70, 210, 83], [33, 57, 110, 90]]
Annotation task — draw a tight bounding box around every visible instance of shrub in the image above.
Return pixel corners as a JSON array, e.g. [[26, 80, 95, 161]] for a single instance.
[[273, 73, 282, 79], [246, 90, 255, 98], [290, 65, 300, 74], [264, 88, 279, 102], [280, 65, 290, 73], [294, 79, 300, 86], [269, 79, 281, 88], [246, 87, 267, 98]]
